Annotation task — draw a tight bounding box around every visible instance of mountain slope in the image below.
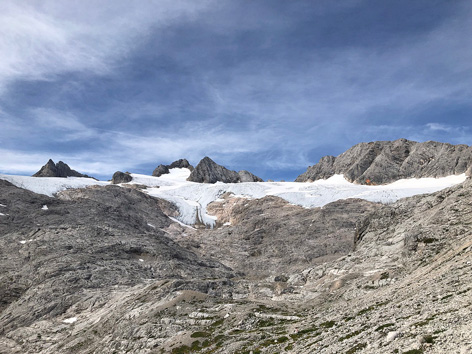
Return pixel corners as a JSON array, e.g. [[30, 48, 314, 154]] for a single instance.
[[296, 139, 472, 184]]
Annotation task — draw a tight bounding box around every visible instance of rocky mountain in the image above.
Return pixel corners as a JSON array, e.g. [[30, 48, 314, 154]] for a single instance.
[[296, 139, 472, 184], [1, 140, 472, 353], [187, 157, 263, 183], [152, 159, 193, 177], [32, 159, 93, 179]]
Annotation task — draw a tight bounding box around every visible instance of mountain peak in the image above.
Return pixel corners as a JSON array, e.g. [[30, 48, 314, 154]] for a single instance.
[[187, 157, 263, 183], [32, 160, 92, 178], [152, 158, 194, 177], [296, 139, 472, 184]]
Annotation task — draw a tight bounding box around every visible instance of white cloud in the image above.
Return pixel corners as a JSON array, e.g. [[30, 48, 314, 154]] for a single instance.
[[0, 0, 215, 93]]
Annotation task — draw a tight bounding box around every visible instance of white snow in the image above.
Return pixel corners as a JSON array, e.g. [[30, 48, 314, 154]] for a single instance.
[[41, 205, 48, 210], [1, 168, 466, 229], [19, 240, 27, 244], [0, 213, 4, 216], [0, 204, 6, 207], [147, 223, 155, 228], [0, 174, 108, 197], [141, 171, 466, 227], [139, 259, 144, 262], [63, 317, 77, 324]]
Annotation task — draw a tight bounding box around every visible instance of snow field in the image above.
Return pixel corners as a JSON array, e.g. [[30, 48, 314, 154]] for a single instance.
[[0, 169, 466, 228]]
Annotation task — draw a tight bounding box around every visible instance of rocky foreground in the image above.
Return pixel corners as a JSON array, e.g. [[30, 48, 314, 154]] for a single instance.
[[1, 140, 472, 353]]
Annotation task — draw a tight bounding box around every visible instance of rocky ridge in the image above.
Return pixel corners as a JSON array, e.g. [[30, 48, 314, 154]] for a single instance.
[[152, 159, 193, 177], [296, 139, 472, 184], [32, 159, 93, 179], [187, 157, 263, 183]]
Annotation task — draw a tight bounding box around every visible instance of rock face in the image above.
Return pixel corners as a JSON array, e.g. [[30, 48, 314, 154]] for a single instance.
[[152, 159, 193, 177], [0, 180, 232, 338], [176, 195, 378, 278], [187, 157, 263, 183], [238, 170, 263, 182], [296, 139, 472, 184], [152, 164, 169, 177], [111, 171, 132, 184], [169, 158, 193, 170], [32, 159, 92, 178]]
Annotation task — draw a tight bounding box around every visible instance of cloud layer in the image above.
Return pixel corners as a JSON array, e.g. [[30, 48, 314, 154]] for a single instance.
[[1, 1, 472, 180]]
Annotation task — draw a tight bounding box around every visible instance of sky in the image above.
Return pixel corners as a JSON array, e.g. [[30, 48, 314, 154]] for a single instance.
[[1, 0, 472, 181]]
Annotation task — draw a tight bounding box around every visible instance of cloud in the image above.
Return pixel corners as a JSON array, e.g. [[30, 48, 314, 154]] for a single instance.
[[0, 0, 215, 93], [1, 1, 472, 180]]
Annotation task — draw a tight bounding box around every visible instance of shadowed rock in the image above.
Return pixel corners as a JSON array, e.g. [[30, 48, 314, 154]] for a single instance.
[[111, 171, 132, 184], [296, 139, 472, 184], [32, 159, 93, 178], [152, 164, 170, 177], [152, 159, 193, 177]]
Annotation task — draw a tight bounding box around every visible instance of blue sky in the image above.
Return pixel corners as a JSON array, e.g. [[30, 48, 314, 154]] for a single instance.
[[1, 0, 471, 181]]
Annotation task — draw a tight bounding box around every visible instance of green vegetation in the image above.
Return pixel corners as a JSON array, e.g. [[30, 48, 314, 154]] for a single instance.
[[289, 327, 319, 340], [320, 320, 336, 328], [345, 342, 367, 353], [375, 323, 395, 331], [422, 334, 434, 344], [402, 349, 424, 354], [190, 331, 211, 338], [338, 328, 364, 342]]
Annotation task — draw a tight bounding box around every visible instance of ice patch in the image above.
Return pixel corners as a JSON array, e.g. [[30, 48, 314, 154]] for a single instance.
[[0, 204, 6, 207], [0, 174, 108, 197], [63, 317, 77, 324], [19, 240, 26, 244], [41, 205, 48, 210], [147, 223, 155, 228], [0, 213, 4, 216], [168, 216, 197, 230], [139, 259, 144, 262], [144, 174, 466, 227]]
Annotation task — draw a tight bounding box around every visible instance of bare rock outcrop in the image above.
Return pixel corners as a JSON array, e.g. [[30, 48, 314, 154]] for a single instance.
[[152, 158, 193, 177], [0, 181, 233, 335], [296, 139, 472, 184], [111, 171, 132, 184], [187, 157, 263, 183], [32, 159, 93, 178], [173, 195, 378, 277]]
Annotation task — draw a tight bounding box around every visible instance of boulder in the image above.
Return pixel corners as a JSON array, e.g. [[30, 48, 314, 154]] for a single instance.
[[111, 171, 132, 184]]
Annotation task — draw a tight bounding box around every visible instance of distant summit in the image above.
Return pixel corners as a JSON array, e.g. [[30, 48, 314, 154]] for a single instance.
[[187, 157, 263, 183], [152, 158, 194, 177], [32, 159, 93, 178], [296, 139, 472, 184]]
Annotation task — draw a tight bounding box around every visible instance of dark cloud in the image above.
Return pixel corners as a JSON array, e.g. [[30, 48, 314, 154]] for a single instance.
[[1, 0, 471, 180]]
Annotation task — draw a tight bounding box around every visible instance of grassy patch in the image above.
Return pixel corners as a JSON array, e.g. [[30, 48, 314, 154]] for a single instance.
[[320, 320, 336, 328], [289, 327, 319, 340], [338, 328, 364, 342], [190, 331, 210, 338], [375, 323, 395, 332], [345, 342, 367, 353]]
